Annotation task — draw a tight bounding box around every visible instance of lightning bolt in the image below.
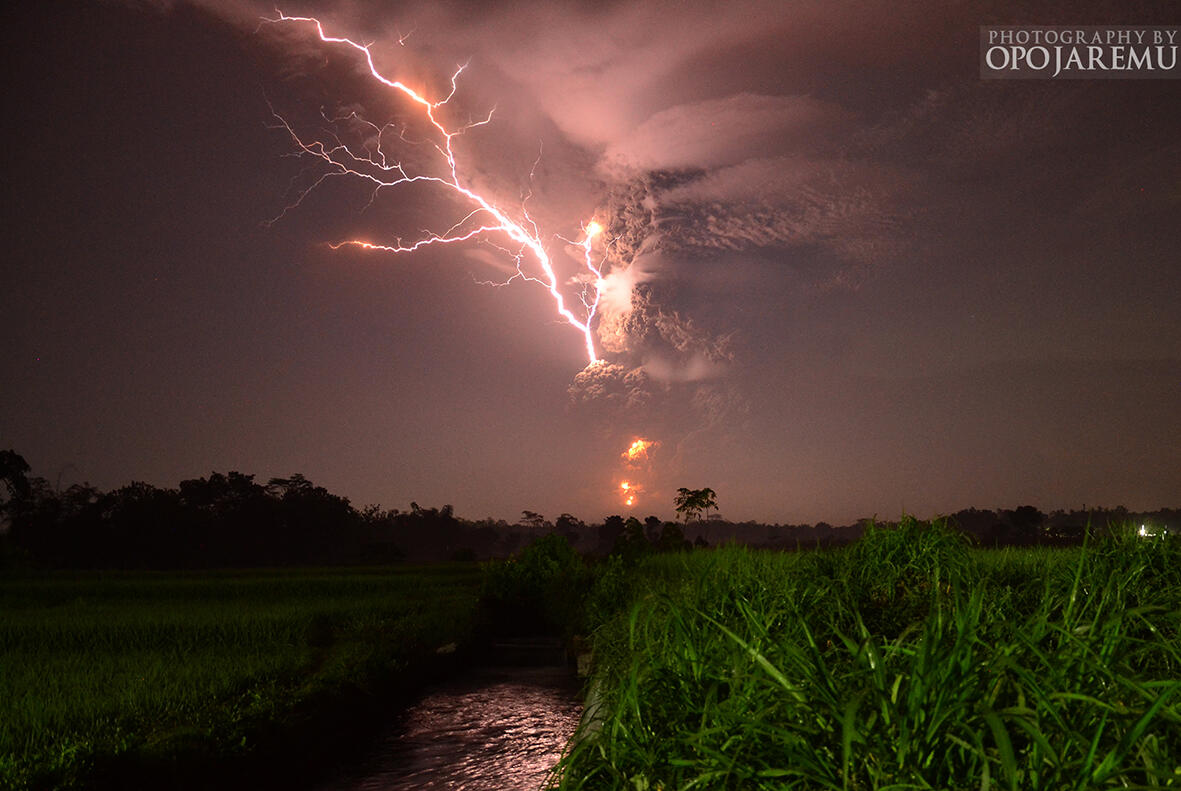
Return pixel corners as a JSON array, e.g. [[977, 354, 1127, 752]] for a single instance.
[[264, 12, 605, 364]]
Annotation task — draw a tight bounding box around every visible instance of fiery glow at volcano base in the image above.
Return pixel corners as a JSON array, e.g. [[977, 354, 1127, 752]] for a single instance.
[[620, 480, 637, 507]]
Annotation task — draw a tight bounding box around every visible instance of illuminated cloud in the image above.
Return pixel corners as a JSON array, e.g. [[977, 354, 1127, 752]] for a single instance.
[[601, 93, 845, 172]]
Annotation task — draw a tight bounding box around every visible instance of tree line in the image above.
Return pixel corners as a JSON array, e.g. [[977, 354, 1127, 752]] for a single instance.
[[0, 450, 705, 569], [1, 450, 1175, 570]]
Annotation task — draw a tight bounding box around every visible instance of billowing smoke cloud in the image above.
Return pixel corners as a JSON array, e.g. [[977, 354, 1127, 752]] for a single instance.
[[602, 284, 732, 371], [567, 362, 652, 413], [563, 167, 742, 429]]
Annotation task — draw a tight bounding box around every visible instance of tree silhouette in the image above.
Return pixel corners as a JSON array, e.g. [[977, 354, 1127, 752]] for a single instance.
[[657, 522, 691, 552], [0, 450, 31, 503], [613, 516, 651, 560], [555, 513, 585, 546], [644, 515, 662, 543], [597, 515, 625, 556], [674, 487, 718, 522], [0, 450, 32, 538]]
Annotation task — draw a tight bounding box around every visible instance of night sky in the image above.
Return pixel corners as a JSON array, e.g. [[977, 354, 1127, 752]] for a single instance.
[[3, 1, 1178, 525]]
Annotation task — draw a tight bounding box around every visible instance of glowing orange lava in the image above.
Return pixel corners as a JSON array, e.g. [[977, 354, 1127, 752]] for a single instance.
[[622, 438, 656, 464]]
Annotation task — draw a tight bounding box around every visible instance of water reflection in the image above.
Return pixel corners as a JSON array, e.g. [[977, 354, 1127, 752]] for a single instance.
[[322, 665, 582, 791]]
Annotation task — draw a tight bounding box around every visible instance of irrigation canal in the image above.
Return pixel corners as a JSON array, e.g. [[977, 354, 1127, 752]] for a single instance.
[[318, 637, 584, 790]]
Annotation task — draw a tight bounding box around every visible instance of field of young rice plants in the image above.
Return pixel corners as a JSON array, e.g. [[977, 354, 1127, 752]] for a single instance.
[[0, 565, 483, 790], [562, 520, 1181, 790]]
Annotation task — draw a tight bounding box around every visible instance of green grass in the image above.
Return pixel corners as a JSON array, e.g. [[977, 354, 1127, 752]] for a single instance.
[[561, 520, 1181, 790], [0, 565, 483, 790]]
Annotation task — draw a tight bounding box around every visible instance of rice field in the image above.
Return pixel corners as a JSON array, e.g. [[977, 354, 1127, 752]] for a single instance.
[[6, 522, 1179, 790], [0, 565, 483, 790], [560, 520, 1181, 790]]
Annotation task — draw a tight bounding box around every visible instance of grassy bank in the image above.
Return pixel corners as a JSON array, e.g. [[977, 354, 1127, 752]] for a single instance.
[[0, 564, 483, 790], [562, 521, 1181, 789]]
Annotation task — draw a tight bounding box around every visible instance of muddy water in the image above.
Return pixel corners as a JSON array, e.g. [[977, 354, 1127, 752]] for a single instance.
[[320, 659, 582, 791]]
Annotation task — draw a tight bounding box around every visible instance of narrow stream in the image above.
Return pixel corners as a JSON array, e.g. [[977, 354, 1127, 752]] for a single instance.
[[320, 642, 583, 791]]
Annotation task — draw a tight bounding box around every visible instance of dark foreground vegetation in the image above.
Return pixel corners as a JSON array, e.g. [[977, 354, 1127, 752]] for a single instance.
[[3, 516, 1180, 790], [0, 565, 484, 790], [560, 520, 1181, 790]]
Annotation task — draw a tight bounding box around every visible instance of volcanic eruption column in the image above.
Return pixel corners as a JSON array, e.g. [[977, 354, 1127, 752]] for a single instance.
[[266, 13, 662, 511]]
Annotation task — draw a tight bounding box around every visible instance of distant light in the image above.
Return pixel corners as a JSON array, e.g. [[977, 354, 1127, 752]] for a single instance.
[[1138, 523, 1166, 539]]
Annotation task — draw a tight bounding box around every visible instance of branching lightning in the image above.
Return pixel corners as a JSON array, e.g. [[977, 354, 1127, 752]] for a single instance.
[[265, 12, 606, 363]]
